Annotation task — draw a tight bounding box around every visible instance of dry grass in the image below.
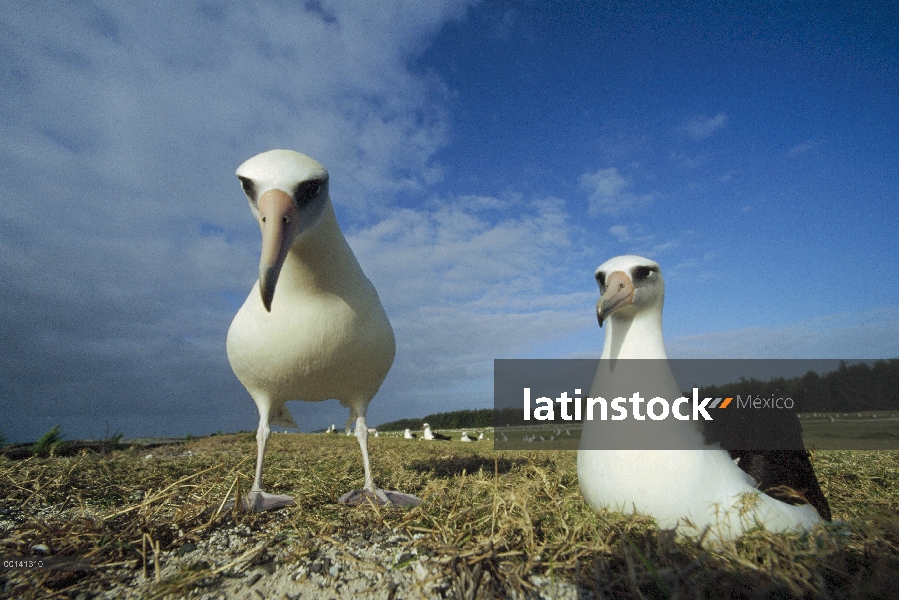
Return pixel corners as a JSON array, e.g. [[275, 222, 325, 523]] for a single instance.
[[1, 434, 898, 598]]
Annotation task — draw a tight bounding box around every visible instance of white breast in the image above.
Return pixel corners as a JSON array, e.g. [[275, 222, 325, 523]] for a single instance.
[[226, 203, 395, 406]]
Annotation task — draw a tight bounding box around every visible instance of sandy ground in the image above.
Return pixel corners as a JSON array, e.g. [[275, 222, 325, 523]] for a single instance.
[[2, 498, 584, 599], [79, 522, 583, 599]]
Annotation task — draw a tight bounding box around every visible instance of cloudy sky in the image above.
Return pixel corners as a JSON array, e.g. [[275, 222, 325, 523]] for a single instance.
[[1, 1, 897, 443]]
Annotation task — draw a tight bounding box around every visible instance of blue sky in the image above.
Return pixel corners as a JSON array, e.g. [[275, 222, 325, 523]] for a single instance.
[[1, 1, 897, 443]]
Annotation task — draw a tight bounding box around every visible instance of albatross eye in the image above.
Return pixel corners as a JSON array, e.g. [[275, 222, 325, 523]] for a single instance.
[[595, 272, 606, 291], [634, 266, 655, 280], [238, 176, 255, 199], [294, 179, 325, 204]]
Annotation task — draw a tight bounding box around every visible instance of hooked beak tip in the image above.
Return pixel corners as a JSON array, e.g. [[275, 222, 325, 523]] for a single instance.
[[259, 267, 278, 312]]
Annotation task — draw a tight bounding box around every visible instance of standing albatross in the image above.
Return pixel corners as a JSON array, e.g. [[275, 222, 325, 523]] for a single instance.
[[227, 149, 421, 510], [577, 255, 827, 540]]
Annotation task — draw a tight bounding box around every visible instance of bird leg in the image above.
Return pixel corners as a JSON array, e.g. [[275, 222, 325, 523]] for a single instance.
[[244, 415, 295, 511], [356, 416, 387, 502], [337, 415, 423, 508], [344, 413, 354, 435]]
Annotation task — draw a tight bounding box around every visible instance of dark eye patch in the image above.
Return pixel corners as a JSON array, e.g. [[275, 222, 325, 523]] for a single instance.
[[595, 271, 606, 290], [294, 179, 326, 204], [633, 266, 656, 280], [238, 176, 255, 199]]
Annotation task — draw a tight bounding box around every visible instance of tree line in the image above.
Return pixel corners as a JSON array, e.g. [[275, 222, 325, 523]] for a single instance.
[[378, 408, 494, 432], [695, 359, 899, 413]]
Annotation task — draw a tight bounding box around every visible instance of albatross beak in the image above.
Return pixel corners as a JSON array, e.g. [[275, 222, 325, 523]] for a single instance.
[[257, 189, 300, 312], [596, 271, 635, 327]]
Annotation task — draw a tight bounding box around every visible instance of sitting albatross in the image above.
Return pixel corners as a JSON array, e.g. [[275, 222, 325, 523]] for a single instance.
[[422, 423, 450, 441], [226, 149, 421, 510], [577, 255, 827, 540]]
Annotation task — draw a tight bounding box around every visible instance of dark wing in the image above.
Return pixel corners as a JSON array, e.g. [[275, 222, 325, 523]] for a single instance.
[[730, 449, 831, 521], [703, 408, 831, 521]]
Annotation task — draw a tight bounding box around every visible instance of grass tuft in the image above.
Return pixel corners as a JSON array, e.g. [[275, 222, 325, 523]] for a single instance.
[[32, 424, 65, 458]]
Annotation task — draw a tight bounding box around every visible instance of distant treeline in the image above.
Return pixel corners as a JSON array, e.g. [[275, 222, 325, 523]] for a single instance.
[[378, 408, 494, 432], [696, 359, 899, 413]]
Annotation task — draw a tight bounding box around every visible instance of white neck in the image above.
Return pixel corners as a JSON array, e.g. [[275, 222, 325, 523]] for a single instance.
[[601, 304, 667, 360], [280, 201, 367, 294]]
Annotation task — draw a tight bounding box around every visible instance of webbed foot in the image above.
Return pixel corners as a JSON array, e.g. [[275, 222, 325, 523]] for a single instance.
[[243, 490, 295, 512], [338, 488, 422, 507]]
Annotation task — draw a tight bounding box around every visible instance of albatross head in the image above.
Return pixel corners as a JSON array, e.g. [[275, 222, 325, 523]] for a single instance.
[[236, 150, 330, 311], [594, 255, 664, 327]]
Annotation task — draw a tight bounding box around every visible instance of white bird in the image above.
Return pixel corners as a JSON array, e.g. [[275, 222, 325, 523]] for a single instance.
[[422, 423, 450, 441], [477, 432, 484, 440], [460, 431, 474, 442], [226, 150, 421, 510], [577, 255, 825, 541], [403, 428, 417, 439]]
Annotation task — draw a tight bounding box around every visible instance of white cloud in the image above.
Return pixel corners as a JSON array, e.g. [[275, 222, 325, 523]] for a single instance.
[[343, 196, 591, 419], [664, 251, 716, 281], [578, 167, 653, 215], [682, 112, 728, 139], [494, 9, 517, 39], [609, 225, 630, 242], [348, 195, 581, 315], [788, 140, 822, 157], [668, 307, 899, 359], [0, 1, 476, 218], [0, 1, 482, 442]]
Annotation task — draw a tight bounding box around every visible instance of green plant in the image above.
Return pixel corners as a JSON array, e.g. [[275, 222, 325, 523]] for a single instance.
[[33, 424, 65, 457]]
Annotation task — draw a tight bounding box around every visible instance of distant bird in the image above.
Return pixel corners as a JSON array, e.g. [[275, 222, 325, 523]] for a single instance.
[[477, 432, 484, 440], [226, 150, 421, 510], [403, 428, 417, 439], [460, 431, 475, 442], [423, 423, 450, 441], [577, 255, 828, 540]]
